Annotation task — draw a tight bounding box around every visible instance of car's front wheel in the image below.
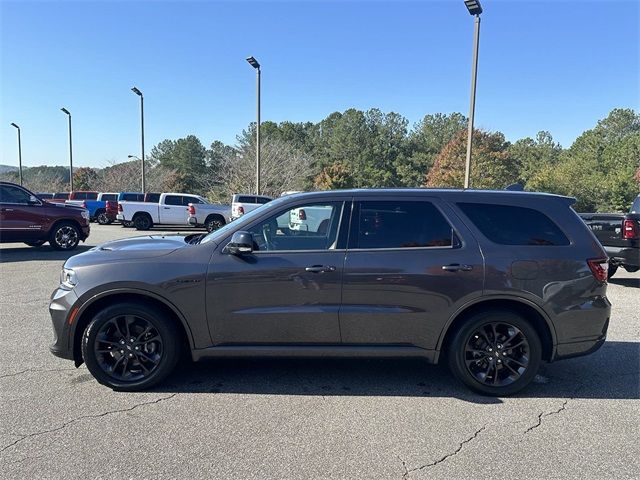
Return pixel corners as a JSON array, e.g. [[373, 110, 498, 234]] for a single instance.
[[96, 210, 111, 225], [81, 302, 181, 391], [447, 310, 541, 396], [49, 222, 80, 250]]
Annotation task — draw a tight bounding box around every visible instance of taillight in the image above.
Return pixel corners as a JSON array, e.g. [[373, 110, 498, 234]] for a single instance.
[[238, 206, 245, 215], [298, 209, 307, 220], [587, 258, 609, 283], [105, 200, 111, 210], [188, 204, 195, 215], [622, 219, 639, 240], [118, 203, 123, 212], [81, 201, 87, 209]]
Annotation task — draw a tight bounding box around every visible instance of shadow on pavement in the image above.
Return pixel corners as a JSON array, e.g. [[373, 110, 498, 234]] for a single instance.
[[0, 244, 93, 263], [154, 340, 639, 403], [608, 277, 640, 288]]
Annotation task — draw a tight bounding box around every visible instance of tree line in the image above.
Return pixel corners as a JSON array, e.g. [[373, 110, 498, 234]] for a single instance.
[[2, 108, 638, 212]]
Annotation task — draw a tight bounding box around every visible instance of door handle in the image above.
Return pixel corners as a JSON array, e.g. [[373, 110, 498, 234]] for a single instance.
[[442, 264, 473, 272], [1, 208, 14, 212], [163, 207, 170, 209], [305, 265, 336, 273]]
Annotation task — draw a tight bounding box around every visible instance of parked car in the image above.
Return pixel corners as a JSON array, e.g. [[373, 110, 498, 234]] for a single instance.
[[36, 192, 54, 200], [66, 191, 118, 224], [0, 181, 90, 250], [108, 192, 161, 226], [48, 192, 70, 204], [116, 192, 209, 230], [579, 194, 640, 278], [49, 189, 610, 395], [187, 203, 232, 232], [231, 194, 272, 220]]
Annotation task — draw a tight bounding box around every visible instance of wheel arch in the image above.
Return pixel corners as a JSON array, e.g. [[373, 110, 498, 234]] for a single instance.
[[436, 297, 557, 363], [70, 289, 194, 365]]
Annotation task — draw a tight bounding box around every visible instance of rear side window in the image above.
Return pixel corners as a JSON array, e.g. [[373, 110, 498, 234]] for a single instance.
[[256, 196, 271, 204], [74, 192, 86, 200], [237, 196, 255, 203], [54, 193, 69, 200], [86, 192, 98, 200], [121, 193, 138, 201], [164, 195, 183, 206], [145, 193, 160, 203], [101, 194, 117, 202], [354, 201, 455, 249], [458, 203, 569, 246]]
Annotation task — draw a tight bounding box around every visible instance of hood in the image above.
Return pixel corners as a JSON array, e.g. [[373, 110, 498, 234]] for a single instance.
[[65, 234, 192, 267], [45, 200, 85, 211]]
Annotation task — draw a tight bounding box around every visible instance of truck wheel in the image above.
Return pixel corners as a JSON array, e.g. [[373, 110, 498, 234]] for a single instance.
[[25, 240, 46, 247], [122, 221, 133, 228], [49, 221, 80, 251], [447, 310, 541, 396], [133, 213, 153, 231], [607, 264, 618, 279], [205, 215, 226, 233], [96, 210, 111, 225], [81, 302, 181, 391]]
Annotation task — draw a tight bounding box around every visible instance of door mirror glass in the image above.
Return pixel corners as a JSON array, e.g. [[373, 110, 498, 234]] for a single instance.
[[224, 231, 254, 255], [29, 195, 40, 204]]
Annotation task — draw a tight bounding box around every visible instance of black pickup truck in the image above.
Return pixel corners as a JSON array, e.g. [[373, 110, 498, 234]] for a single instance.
[[580, 195, 640, 278]]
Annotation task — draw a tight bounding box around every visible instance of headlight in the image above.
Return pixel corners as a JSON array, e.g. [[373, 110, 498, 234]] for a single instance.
[[81, 210, 90, 220], [60, 268, 78, 289]]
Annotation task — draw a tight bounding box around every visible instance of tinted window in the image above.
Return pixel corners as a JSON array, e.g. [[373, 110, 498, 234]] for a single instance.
[[458, 203, 569, 246], [54, 193, 69, 200], [164, 195, 183, 206], [37, 193, 53, 199], [101, 194, 117, 202], [184, 196, 203, 205], [145, 193, 160, 203], [74, 192, 86, 200], [237, 196, 255, 203], [355, 201, 454, 249], [86, 192, 98, 200], [256, 197, 271, 205], [247, 202, 342, 251], [0, 185, 31, 204]]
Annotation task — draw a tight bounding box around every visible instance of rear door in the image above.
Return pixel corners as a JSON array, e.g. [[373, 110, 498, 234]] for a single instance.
[[340, 197, 484, 350], [160, 195, 188, 224]]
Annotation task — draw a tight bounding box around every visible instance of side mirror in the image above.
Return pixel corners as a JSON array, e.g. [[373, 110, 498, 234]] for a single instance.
[[28, 195, 40, 205], [224, 231, 254, 255]]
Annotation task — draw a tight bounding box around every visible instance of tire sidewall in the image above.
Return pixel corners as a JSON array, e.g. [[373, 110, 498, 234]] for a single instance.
[[96, 210, 110, 225], [49, 222, 80, 250], [447, 311, 542, 396], [81, 302, 180, 391], [134, 214, 152, 230], [206, 216, 224, 233]]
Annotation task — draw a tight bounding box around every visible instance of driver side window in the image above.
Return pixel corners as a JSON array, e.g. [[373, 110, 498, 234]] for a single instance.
[[0, 185, 31, 204], [247, 202, 343, 252]]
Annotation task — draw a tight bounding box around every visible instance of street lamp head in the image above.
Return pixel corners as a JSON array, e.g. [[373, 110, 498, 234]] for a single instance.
[[464, 0, 483, 15], [246, 56, 260, 69], [131, 87, 143, 96], [10, 122, 20, 129], [61, 107, 70, 115]]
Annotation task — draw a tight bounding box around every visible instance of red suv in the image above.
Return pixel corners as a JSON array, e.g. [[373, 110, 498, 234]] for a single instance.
[[0, 182, 90, 250]]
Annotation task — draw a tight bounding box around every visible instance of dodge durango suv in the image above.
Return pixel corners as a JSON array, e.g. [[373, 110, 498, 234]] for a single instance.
[[49, 189, 611, 395]]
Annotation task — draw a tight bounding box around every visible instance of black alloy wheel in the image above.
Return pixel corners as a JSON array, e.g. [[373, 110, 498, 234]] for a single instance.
[[82, 303, 181, 391], [447, 311, 541, 396], [96, 211, 111, 225], [206, 216, 225, 233], [134, 214, 152, 230], [49, 222, 80, 250]]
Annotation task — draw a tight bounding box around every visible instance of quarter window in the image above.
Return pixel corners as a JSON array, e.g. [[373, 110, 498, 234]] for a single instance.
[[354, 201, 455, 249], [457, 203, 569, 246]]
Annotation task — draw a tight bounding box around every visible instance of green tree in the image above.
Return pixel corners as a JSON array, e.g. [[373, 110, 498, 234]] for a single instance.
[[149, 135, 207, 192], [509, 131, 562, 188]]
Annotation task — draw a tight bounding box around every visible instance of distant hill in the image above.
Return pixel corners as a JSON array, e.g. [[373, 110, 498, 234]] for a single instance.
[[0, 164, 19, 174]]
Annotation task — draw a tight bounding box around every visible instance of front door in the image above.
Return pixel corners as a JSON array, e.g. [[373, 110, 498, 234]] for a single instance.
[[0, 184, 44, 243], [206, 199, 349, 344], [340, 198, 484, 351]]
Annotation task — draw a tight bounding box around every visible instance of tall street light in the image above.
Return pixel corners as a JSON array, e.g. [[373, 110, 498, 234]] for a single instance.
[[61, 108, 74, 191], [246, 56, 261, 195], [131, 86, 146, 193], [463, 0, 482, 189], [10, 123, 23, 185]]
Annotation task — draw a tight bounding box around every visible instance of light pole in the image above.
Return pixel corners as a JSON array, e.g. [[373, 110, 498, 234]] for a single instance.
[[10, 123, 23, 185], [131, 87, 146, 193], [463, 0, 482, 189], [61, 108, 73, 191], [246, 56, 261, 195]]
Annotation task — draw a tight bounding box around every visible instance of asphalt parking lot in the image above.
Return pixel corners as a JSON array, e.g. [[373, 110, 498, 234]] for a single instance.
[[1, 224, 638, 479]]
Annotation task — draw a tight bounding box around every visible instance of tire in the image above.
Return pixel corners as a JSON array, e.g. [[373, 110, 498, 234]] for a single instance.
[[81, 302, 181, 391], [122, 221, 134, 228], [49, 221, 81, 251], [133, 213, 153, 231], [608, 264, 618, 279], [24, 240, 46, 247], [205, 215, 225, 233], [447, 310, 542, 396], [96, 210, 111, 225]]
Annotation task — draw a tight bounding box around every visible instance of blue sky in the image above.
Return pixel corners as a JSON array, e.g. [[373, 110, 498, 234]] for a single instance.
[[1, 0, 638, 169]]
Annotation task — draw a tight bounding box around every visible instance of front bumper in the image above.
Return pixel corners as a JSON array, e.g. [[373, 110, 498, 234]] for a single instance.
[[49, 287, 79, 361], [80, 224, 90, 241], [605, 245, 640, 268]]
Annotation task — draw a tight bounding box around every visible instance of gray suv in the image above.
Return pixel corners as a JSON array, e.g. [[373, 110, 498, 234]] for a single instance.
[[49, 189, 611, 396]]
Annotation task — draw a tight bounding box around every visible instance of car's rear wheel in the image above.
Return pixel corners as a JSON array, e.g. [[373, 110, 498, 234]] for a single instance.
[[205, 215, 225, 233], [81, 302, 181, 391], [96, 210, 111, 225], [133, 213, 153, 230], [49, 222, 80, 250], [24, 240, 46, 247], [447, 310, 541, 396]]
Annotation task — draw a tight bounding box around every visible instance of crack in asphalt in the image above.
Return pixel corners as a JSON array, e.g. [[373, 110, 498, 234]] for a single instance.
[[0, 367, 77, 379], [0, 393, 177, 454], [399, 426, 486, 478], [523, 400, 569, 435]]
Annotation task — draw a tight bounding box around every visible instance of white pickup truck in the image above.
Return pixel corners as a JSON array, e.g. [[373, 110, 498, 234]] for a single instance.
[[117, 192, 216, 230], [187, 202, 232, 232]]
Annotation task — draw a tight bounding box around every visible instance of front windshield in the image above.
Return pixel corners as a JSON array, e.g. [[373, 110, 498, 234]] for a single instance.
[[200, 195, 291, 245]]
